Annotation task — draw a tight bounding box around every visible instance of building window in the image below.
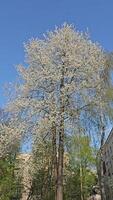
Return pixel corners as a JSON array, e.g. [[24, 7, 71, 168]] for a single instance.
[[105, 151, 107, 157], [108, 149, 109, 156], [110, 146, 112, 153], [108, 169, 111, 177], [103, 161, 106, 175]]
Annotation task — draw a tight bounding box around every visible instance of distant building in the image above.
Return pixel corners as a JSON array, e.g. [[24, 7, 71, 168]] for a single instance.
[[101, 128, 113, 200]]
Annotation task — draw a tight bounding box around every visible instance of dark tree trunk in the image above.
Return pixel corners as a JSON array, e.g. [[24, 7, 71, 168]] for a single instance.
[[56, 118, 64, 200], [52, 123, 58, 200], [56, 63, 65, 200]]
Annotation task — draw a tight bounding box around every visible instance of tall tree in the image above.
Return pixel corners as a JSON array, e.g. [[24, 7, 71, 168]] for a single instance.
[[8, 24, 105, 200]]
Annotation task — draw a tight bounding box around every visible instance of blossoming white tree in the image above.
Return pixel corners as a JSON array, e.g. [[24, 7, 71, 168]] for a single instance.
[[6, 24, 105, 200]]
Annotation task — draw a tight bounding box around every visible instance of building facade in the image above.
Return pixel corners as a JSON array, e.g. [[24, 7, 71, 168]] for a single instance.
[[101, 128, 113, 200]]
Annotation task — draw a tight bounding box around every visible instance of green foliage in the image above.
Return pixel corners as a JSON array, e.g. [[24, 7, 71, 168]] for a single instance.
[[0, 154, 22, 200], [64, 167, 81, 200], [31, 141, 55, 200], [69, 135, 96, 168], [31, 168, 54, 200], [64, 167, 97, 200], [64, 135, 97, 200], [29, 135, 97, 200]]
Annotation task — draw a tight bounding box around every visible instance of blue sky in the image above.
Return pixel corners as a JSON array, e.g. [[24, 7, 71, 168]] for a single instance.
[[0, 0, 113, 107]]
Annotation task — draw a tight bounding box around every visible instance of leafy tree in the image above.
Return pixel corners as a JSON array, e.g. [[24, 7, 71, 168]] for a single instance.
[[7, 24, 105, 200], [64, 167, 97, 200], [30, 139, 54, 200], [65, 135, 97, 200], [0, 153, 22, 200]]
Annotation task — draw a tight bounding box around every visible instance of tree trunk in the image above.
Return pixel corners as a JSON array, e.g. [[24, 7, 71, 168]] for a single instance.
[[99, 113, 106, 200], [80, 163, 84, 200], [56, 120, 64, 200], [52, 123, 58, 200], [56, 62, 65, 200]]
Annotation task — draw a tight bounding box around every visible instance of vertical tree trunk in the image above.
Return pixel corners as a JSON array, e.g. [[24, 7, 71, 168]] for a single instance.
[[57, 132, 64, 200], [52, 122, 58, 200], [56, 63, 65, 200], [99, 113, 106, 200], [57, 119, 64, 200], [78, 121, 84, 200], [80, 163, 84, 200]]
